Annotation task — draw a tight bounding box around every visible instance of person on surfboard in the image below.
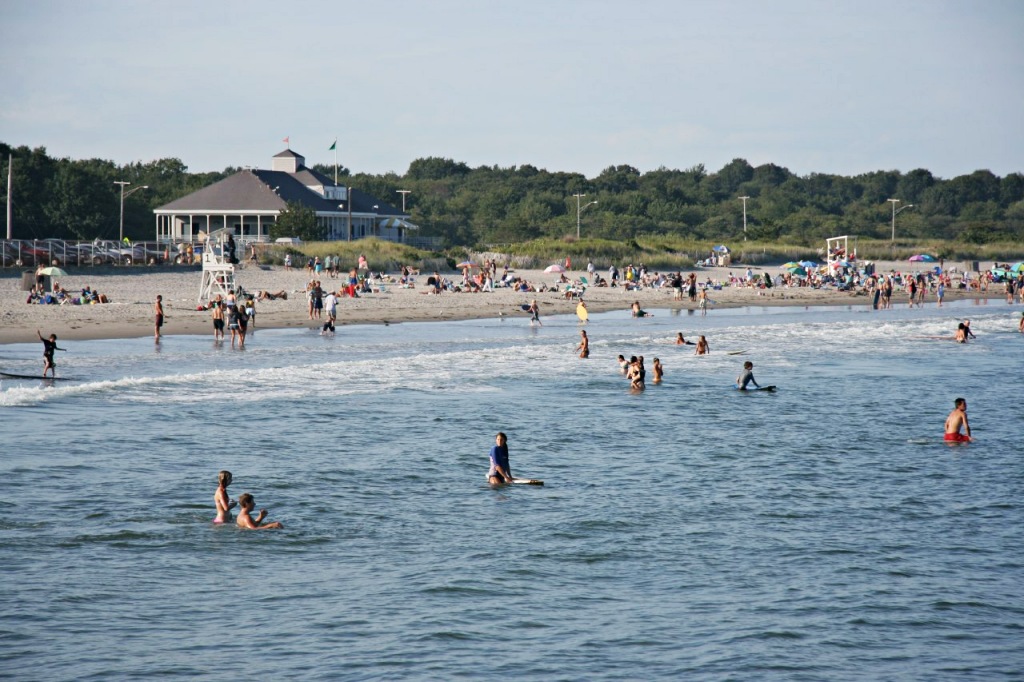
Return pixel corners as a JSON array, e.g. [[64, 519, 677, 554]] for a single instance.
[[944, 398, 972, 443], [37, 330, 65, 378], [487, 432, 513, 486], [736, 361, 761, 390]]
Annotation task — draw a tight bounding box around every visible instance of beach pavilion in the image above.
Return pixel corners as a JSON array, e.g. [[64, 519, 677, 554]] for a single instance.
[[153, 148, 416, 244]]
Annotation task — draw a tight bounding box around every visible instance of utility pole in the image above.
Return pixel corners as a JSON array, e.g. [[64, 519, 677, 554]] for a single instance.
[[397, 190, 411, 213], [5, 154, 11, 240]]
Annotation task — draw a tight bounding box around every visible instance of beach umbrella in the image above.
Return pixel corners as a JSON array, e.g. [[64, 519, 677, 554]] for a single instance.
[[1010, 262, 1024, 273], [712, 245, 729, 253], [780, 262, 800, 269], [455, 261, 478, 269], [38, 266, 68, 277], [786, 265, 807, 277], [831, 260, 850, 268], [798, 260, 818, 268], [544, 264, 566, 273], [908, 254, 935, 262]]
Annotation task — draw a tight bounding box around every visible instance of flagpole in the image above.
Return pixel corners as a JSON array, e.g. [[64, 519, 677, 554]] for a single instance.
[[6, 154, 12, 240], [333, 138, 338, 186]]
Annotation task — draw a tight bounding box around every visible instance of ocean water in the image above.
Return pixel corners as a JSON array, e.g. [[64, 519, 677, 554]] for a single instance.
[[1, 299, 1022, 680]]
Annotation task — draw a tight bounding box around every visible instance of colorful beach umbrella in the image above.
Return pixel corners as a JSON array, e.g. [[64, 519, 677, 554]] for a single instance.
[[786, 265, 807, 276], [38, 266, 68, 277], [544, 264, 566, 273], [456, 261, 478, 269], [908, 254, 936, 262], [1010, 262, 1024, 273], [781, 262, 800, 269]]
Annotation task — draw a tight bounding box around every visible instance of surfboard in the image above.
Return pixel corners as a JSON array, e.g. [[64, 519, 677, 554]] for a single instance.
[[734, 385, 776, 392], [0, 372, 73, 381], [726, 350, 748, 355], [511, 478, 544, 485], [576, 304, 589, 322]]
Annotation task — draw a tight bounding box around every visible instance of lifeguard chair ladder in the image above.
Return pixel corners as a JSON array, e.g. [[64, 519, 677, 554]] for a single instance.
[[198, 232, 237, 303]]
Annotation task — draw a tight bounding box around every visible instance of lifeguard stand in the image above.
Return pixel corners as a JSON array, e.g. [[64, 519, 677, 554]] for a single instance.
[[825, 235, 858, 271], [198, 229, 237, 303]]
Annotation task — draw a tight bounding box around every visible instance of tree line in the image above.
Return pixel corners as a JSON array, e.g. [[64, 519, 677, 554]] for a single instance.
[[3, 142, 1022, 246]]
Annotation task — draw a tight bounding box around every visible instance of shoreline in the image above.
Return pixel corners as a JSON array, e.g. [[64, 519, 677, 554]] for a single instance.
[[0, 262, 1010, 344]]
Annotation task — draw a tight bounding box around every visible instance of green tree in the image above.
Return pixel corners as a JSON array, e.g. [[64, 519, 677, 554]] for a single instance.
[[270, 201, 322, 241]]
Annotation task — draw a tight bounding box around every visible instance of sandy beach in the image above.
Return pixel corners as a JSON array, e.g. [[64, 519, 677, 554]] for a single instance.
[[0, 260, 1000, 344]]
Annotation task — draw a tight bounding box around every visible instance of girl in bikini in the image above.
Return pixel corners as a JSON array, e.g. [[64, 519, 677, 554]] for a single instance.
[[214, 470, 236, 524]]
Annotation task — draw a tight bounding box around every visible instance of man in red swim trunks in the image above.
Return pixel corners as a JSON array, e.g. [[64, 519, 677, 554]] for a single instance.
[[944, 397, 972, 442]]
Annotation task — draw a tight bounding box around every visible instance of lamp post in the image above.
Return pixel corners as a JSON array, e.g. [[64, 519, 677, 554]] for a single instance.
[[739, 196, 750, 241], [888, 199, 914, 242], [115, 181, 149, 243], [573, 193, 597, 239], [397, 190, 411, 213]]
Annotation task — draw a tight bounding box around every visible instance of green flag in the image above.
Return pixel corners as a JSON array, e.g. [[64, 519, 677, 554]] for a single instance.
[[328, 140, 336, 151]]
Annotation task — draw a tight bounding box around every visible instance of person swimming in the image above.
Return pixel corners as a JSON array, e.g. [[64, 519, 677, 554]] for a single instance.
[[213, 470, 236, 524]]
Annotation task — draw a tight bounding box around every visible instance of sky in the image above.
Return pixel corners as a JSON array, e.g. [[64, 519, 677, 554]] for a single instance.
[[1, 0, 1022, 180]]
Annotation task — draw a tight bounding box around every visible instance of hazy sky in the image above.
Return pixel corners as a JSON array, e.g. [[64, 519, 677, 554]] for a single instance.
[[2, 0, 1022, 180]]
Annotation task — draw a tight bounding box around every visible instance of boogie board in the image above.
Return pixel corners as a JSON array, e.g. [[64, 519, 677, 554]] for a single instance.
[[576, 303, 589, 322], [0, 372, 73, 381], [512, 478, 544, 486]]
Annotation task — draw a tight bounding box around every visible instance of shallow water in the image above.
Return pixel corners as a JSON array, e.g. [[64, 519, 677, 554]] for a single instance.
[[2, 299, 1022, 679]]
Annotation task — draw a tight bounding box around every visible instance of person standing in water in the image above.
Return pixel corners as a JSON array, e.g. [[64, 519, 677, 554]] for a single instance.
[[576, 330, 590, 358], [236, 492, 284, 529], [154, 295, 165, 341], [944, 397, 972, 442], [652, 358, 664, 384], [487, 432, 513, 486], [213, 470, 237, 523], [36, 329, 65, 378], [736, 361, 761, 390], [695, 335, 710, 355]]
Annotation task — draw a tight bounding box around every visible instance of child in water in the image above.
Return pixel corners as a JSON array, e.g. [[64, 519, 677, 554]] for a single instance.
[[213, 470, 236, 524], [236, 493, 284, 529]]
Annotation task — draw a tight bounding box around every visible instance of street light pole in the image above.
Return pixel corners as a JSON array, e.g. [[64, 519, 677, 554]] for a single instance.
[[888, 199, 914, 242], [573, 193, 597, 239], [115, 181, 148, 242], [397, 190, 411, 213], [739, 196, 750, 241]]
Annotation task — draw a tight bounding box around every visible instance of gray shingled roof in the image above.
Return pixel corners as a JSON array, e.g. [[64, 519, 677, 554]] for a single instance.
[[155, 165, 407, 216]]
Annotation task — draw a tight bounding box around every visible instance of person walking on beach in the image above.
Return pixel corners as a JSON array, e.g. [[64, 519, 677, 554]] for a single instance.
[[154, 295, 165, 340], [936, 281, 945, 307], [736, 361, 761, 390], [322, 290, 338, 335], [36, 329, 65, 378], [236, 492, 284, 529], [487, 432, 513, 486], [944, 397, 972, 442], [214, 470, 236, 524], [528, 299, 541, 325], [576, 329, 590, 358]]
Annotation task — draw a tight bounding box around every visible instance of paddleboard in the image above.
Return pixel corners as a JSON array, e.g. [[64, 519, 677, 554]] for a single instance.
[[0, 372, 73, 381], [511, 478, 544, 486], [734, 385, 776, 392], [576, 303, 588, 322]]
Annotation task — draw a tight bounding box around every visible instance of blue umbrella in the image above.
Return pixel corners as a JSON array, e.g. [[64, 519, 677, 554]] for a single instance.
[[712, 245, 730, 253], [798, 260, 817, 268]]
